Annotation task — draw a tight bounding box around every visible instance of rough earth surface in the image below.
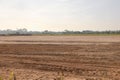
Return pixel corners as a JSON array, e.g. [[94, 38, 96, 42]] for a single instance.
[[0, 36, 120, 80]]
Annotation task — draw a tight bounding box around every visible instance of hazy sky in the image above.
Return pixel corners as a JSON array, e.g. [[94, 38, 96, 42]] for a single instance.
[[0, 0, 120, 31]]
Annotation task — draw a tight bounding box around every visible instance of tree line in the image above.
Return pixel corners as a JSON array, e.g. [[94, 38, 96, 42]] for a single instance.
[[0, 28, 120, 35]]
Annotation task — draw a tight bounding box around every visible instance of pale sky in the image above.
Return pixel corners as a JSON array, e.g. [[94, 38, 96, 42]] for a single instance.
[[0, 0, 120, 31]]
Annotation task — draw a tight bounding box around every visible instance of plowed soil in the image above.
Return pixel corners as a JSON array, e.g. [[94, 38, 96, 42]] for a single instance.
[[0, 36, 120, 80]]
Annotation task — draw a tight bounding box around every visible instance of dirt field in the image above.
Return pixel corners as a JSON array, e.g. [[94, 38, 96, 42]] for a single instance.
[[0, 36, 120, 80]]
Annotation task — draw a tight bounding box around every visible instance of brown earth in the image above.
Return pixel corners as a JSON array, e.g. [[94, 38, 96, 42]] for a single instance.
[[0, 36, 120, 80]]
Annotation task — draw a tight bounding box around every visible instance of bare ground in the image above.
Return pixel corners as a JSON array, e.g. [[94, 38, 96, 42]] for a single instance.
[[0, 36, 120, 80]]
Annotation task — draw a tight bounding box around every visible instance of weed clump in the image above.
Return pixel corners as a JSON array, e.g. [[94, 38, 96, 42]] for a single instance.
[[0, 72, 16, 80]]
